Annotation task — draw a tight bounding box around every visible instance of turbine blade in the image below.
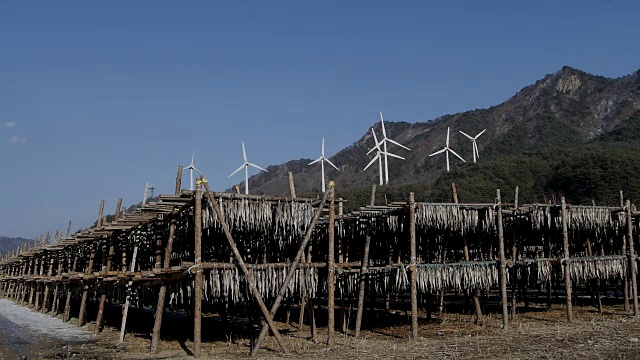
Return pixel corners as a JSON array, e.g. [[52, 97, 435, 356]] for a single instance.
[[474, 141, 479, 159], [383, 151, 405, 160], [190, 149, 195, 166], [248, 162, 268, 172], [371, 128, 382, 151], [322, 137, 325, 157], [446, 127, 450, 147], [448, 148, 466, 162], [364, 154, 380, 171], [429, 148, 447, 157], [192, 166, 203, 175], [387, 138, 411, 151], [229, 164, 245, 177], [366, 146, 377, 155], [475, 129, 487, 138], [325, 158, 339, 170], [459, 130, 473, 140], [242, 141, 247, 162], [309, 157, 322, 165], [380, 111, 387, 138]]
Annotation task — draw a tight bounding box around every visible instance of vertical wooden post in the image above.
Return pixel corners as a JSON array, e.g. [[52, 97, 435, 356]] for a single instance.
[[409, 192, 418, 338], [78, 246, 95, 327], [154, 220, 164, 269], [621, 192, 630, 311], [42, 255, 55, 313], [175, 165, 183, 195], [52, 253, 63, 316], [451, 183, 458, 203], [338, 198, 347, 333], [497, 189, 509, 329], [95, 235, 116, 334], [511, 186, 519, 320], [327, 185, 336, 345], [67, 221, 72, 238], [119, 239, 140, 343], [626, 200, 638, 316], [193, 180, 203, 358], [97, 200, 105, 227], [151, 218, 177, 353], [34, 254, 42, 311], [355, 186, 376, 337], [288, 171, 297, 199], [561, 197, 573, 322]]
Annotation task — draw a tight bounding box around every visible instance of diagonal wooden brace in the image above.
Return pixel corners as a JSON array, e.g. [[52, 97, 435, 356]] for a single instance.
[[201, 176, 290, 354]]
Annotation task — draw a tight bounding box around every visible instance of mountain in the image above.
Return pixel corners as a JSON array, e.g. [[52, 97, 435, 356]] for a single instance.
[[0, 236, 31, 256], [235, 66, 640, 209]]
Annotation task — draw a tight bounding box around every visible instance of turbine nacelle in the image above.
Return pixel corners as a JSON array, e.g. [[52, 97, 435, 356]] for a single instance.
[[364, 112, 410, 185], [458, 129, 486, 163], [229, 141, 268, 194], [429, 127, 465, 172], [308, 137, 339, 192]]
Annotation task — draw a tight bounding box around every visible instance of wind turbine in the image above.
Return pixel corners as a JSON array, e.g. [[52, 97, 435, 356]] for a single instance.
[[429, 127, 465, 172], [364, 128, 404, 185], [368, 111, 410, 184], [308, 138, 339, 192], [458, 129, 486, 163], [229, 141, 268, 194], [185, 149, 202, 191]]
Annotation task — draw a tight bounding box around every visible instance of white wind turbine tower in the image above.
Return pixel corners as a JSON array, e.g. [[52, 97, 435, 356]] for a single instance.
[[364, 128, 404, 185], [369, 111, 411, 184], [429, 127, 466, 172], [458, 129, 486, 163], [308, 138, 339, 192], [185, 149, 202, 191], [229, 141, 268, 195]]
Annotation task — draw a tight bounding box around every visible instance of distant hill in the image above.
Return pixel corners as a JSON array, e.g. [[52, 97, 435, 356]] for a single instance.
[[232, 66, 640, 209], [0, 236, 31, 256]]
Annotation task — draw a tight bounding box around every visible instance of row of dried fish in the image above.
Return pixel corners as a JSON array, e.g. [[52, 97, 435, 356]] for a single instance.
[[530, 205, 627, 231], [415, 204, 495, 234]]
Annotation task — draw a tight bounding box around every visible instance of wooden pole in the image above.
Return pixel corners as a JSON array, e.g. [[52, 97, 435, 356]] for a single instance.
[[67, 221, 72, 238], [621, 192, 630, 312], [175, 165, 183, 195], [193, 180, 203, 358], [451, 183, 458, 203], [95, 235, 116, 334], [510, 186, 519, 320], [78, 246, 96, 327], [370, 184, 376, 206], [327, 185, 336, 345], [338, 198, 347, 333], [119, 240, 140, 343], [627, 200, 638, 316], [97, 200, 105, 227], [151, 218, 177, 353], [409, 192, 418, 338], [355, 186, 376, 337], [497, 189, 509, 329], [561, 197, 573, 322], [42, 255, 55, 313], [288, 171, 297, 199], [199, 176, 289, 355]]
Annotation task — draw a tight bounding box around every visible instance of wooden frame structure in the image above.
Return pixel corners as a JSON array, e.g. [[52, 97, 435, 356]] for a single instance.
[[1, 171, 639, 357]]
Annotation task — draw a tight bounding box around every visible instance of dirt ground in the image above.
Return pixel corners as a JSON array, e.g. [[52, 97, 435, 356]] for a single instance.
[[16, 302, 640, 360]]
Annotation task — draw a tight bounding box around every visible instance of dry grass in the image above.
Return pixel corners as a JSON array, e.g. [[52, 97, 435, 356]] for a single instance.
[[29, 303, 640, 359]]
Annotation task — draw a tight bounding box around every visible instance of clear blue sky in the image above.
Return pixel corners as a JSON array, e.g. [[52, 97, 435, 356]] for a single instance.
[[1, 0, 638, 238]]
